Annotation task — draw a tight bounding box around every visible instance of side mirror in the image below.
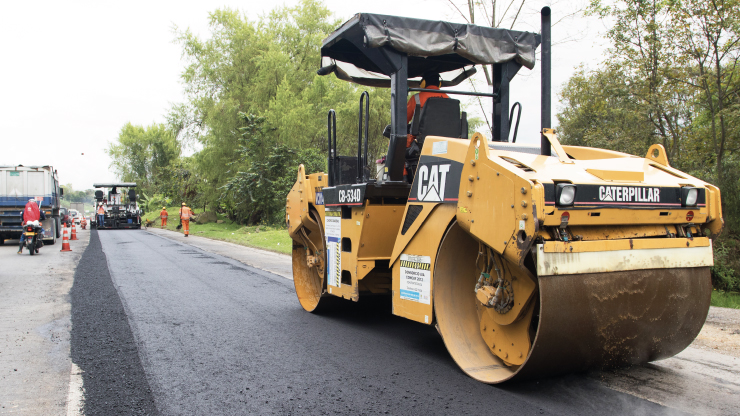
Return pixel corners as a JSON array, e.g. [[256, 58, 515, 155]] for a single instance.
[[383, 124, 391, 139], [60, 188, 64, 196]]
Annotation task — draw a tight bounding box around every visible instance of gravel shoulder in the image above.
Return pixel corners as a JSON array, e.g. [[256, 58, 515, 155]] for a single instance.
[[692, 306, 740, 357], [0, 228, 89, 415]]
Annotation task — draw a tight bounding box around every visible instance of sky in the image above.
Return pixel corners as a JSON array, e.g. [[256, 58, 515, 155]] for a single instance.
[[0, 0, 607, 191]]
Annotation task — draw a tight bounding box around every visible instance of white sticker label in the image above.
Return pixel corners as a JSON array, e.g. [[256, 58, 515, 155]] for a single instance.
[[325, 209, 342, 287], [432, 141, 448, 155], [519, 220, 525, 230], [399, 254, 431, 304]]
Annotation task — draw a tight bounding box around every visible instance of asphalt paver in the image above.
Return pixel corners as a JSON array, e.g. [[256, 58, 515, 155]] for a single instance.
[[82, 228, 683, 416]]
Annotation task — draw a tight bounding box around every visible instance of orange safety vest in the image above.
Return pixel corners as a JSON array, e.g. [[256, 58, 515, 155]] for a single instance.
[[160, 209, 168, 219], [97, 206, 105, 215], [179, 207, 192, 220]]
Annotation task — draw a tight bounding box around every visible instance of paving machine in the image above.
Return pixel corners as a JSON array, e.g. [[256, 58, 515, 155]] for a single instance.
[[285, 9, 723, 383], [93, 183, 143, 229]]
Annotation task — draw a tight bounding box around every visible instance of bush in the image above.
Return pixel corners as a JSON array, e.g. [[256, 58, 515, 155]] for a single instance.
[[711, 238, 740, 292], [218, 114, 325, 225]]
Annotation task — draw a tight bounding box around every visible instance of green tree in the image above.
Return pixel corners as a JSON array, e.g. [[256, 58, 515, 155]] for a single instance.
[[171, 0, 393, 220], [219, 114, 325, 224], [107, 122, 181, 195], [559, 0, 740, 287]]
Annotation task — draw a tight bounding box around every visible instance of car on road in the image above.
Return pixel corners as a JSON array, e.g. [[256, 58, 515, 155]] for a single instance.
[[68, 209, 82, 225]]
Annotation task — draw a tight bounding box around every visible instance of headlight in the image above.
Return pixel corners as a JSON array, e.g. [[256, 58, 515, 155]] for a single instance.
[[556, 184, 576, 206], [682, 187, 698, 207]]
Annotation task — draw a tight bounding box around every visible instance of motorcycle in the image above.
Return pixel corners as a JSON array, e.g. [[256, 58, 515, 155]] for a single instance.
[[23, 221, 44, 255]]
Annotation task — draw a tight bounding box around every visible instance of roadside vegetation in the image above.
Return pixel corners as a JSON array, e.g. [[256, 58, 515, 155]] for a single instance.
[[105, 0, 740, 307], [711, 290, 740, 309], [141, 208, 291, 254]]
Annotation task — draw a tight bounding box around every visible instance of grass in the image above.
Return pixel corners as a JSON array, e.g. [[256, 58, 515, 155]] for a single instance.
[[711, 290, 740, 309], [142, 208, 292, 255]]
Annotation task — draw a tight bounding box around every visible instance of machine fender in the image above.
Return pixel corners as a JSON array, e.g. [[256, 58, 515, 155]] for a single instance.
[[390, 203, 457, 324], [286, 165, 327, 240], [456, 133, 541, 266]]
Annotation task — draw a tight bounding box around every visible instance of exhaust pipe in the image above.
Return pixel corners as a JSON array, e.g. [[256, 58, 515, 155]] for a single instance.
[[541, 7, 552, 156]]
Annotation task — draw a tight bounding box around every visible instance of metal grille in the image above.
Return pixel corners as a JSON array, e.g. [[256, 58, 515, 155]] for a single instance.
[[401, 205, 423, 235]]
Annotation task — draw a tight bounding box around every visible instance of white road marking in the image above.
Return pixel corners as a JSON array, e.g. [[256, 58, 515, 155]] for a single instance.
[[66, 362, 84, 416]]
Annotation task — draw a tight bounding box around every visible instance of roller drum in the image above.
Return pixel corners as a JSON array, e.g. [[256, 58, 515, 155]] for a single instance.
[[434, 222, 712, 383]]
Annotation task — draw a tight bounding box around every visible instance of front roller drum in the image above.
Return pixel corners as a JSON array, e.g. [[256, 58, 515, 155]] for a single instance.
[[434, 222, 712, 383]]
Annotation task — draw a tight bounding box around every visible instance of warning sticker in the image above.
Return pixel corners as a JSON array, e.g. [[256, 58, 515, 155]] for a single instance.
[[399, 254, 431, 304], [325, 208, 341, 287], [432, 141, 448, 155]]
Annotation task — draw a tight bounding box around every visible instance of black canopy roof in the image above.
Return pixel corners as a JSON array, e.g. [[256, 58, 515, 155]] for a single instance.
[[320, 13, 540, 87], [93, 183, 137, 188]]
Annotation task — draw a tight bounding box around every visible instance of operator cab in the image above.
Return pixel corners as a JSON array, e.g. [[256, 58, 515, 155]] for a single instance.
[[317, 13, 541, 202]]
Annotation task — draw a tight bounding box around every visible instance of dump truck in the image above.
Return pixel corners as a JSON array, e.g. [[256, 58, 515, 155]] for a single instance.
[[285, 9, 723, 383], [0, 165, 63, 245], [93, 183, 143, 229]]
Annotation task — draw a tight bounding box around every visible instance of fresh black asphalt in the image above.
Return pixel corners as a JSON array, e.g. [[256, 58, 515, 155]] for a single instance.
[[69, 229, 685, 415], [70, 229, 158, 415]]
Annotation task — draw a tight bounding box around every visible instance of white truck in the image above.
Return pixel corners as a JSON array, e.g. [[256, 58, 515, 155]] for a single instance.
[[0, 165, 62, 245]]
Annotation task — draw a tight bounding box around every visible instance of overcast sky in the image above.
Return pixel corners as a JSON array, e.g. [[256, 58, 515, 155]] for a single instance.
[[0, 0, 606, 191]]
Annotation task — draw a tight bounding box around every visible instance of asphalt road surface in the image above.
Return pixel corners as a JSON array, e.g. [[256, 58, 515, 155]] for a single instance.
[[55, 228, 731, 416]]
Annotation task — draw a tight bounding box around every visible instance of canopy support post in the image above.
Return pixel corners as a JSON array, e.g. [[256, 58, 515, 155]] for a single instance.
[[492, 63, 510, 142], [385, 54, 408, 182]]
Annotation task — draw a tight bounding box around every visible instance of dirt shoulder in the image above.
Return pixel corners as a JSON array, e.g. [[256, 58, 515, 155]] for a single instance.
[[692, 306, 740, 357]]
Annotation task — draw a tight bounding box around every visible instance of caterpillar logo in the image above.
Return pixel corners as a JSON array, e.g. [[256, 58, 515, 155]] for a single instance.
[[599, 186, 660, 203], [416, 164, 451, 202], [399, 259, 431, 270]]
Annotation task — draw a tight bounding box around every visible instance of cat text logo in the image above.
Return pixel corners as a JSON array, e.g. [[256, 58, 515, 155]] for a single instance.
[[417, 164, 451, 202], [599, 186, 660, 203]]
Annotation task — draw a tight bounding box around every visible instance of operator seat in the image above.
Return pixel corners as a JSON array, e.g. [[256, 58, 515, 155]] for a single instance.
[[406, 97, 467, 181]]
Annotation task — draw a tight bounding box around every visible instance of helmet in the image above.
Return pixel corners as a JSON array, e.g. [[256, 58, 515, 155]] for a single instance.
[[420, 71, 441, 89], [162, 207, 166, 210], [182, 202, 186, 206]]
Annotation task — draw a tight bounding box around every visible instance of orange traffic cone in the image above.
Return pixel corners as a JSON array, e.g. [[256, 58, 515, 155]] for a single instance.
[[60, 224, 72, 252], [71, 221, 78, 240]]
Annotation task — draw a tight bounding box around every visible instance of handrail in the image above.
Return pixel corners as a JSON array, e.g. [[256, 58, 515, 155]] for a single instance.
[[509, 102, 522, 143], [408, 88, 498, 98], [327, 109, 337, 186], [358, 91, 370, 182]]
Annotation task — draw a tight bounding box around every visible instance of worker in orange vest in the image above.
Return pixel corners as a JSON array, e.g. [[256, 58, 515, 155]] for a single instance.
[[160, 207, 168, 229], [96, 203, 106, 228], [405, 71, 449, 182], [179, 202, 193, 237]]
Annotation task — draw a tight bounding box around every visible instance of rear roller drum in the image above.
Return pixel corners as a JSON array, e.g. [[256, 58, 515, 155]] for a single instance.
[[292, 209, 327, 312]]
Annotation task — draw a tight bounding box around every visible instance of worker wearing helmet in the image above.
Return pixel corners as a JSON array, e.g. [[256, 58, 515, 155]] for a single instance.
[[18, 199, 45, 254], [407, 72, 449, 123], [405, 71, 449, 182], [179, 202, 193, 237], [160, 207, 168, 229], [96, 203, 106, 228]]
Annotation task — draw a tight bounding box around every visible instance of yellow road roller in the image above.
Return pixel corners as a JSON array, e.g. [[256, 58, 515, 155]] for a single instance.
[[286, 8, 723, 383]]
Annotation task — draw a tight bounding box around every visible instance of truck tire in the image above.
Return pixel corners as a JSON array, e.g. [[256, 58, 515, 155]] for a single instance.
[[45, 229, 57, 245]]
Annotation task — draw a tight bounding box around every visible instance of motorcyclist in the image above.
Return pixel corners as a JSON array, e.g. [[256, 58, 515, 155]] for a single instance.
[[18, 199, 46, 254]]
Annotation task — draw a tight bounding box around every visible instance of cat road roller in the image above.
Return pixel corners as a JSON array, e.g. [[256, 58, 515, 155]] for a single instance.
[[285, 8, 723, 383]]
